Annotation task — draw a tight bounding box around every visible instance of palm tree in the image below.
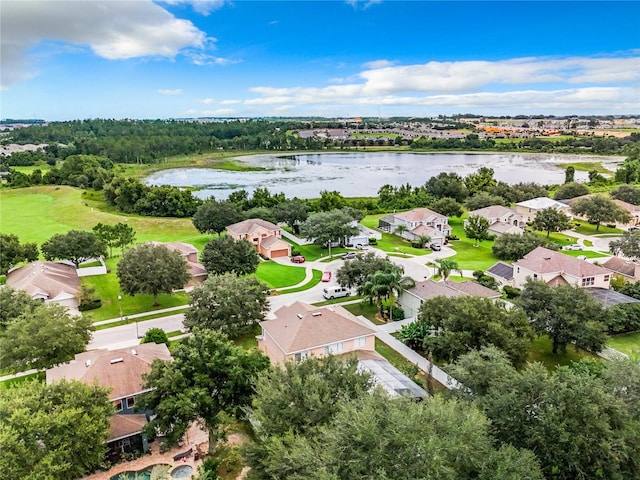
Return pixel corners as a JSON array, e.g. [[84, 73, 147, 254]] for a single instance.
[[394, 224, 409, 238], [428, 258, 462, 282], [415, 234, 431, 248], [359, 267, 414, 319]]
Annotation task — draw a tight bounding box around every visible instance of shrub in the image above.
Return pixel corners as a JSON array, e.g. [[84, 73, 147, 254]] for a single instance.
[[391, 307, 405, 321], [141, 327, 170, 345], [291, 249, 301, 257], [78, 299, 102, 311], [503, 285, 521, 299], [369, 238, 378, 245]]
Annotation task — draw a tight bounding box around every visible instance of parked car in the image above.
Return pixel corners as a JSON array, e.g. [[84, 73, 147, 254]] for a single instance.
[[323, 286, 350, 299], [355, 244, 368, 250], [341, 252, 357, 260], [290, 255, 306, 263], [563, 244, 583, 251], [430, 243, 442, 251], [322, 271, 332, 282], [629, 226, 640, 232]]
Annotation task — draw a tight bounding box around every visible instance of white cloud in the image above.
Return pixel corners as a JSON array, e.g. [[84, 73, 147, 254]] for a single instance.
[[1, 0, 208, 89], [197, 98, 217, 104], [241, 54, 639, 114], [161, 0, 225, 15], [362, 59, 395, 69], [346, 0, 383, 10], [158, 89, 183, 95], [187, 52, 240, 66], [220, 99, 241, 105]]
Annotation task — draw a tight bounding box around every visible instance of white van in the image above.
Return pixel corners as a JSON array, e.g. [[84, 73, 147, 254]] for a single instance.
[[322, 286, 350, 300]]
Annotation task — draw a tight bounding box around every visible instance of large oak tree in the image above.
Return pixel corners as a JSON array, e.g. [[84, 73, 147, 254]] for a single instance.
[[117, 243, 190, 306]]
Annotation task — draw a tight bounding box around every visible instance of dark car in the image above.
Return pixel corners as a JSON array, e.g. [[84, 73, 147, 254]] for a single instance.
[[430, 243, 442, 251], [341, 252, 357, 260], [290, 255, 306, 263]]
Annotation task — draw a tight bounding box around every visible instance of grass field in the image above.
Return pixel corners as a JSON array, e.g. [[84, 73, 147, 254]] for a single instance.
[[447, 216, 498, 270], [555, 161, 613, 174], [251, 261, 307, 289], [0, 186, 202, 246], [526, 335, 598, 369], [360, 214, 432, 256], [571, 219, 623, 236], [343, 301, 384, 325], [607, 331, 640, 358]]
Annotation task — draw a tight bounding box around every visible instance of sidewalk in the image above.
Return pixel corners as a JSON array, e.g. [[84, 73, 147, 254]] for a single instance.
[[93, 305, 189, 326], [356, 315, 462, 390]]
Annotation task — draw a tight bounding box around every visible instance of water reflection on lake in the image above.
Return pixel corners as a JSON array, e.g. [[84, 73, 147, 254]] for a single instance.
[[145, 152, 618, 199]]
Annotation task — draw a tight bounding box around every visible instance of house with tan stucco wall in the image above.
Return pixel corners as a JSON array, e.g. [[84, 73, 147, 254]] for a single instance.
[[226, 218, 291, 259]]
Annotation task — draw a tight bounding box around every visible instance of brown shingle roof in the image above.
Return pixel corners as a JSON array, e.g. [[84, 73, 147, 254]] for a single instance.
[[151, 241, 198, 256], [405, 279, 499, 300], [46, 343, 172, 400], [395, 208, 446, 222], [226, 218, 279, 235], [260, 235, 289, 249], [515, 247, 610, 278], [261, 301, 374, 353], [6, 261, 80, 300], [488, 221, 521, 234], [446, 280, 501, 298], [602, 257, 639, 277], [469, 205, 518, 218], [108, 414, 147, 442]]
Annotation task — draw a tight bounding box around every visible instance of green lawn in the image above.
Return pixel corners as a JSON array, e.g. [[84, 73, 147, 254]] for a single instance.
[[607, 332, 640, 358], [253, 261, 307, 289], [360, 214, 431, 255], [527, 335, 599, 370], [555, 161, 613, 174], [343, 301, 385, 325], [287, 240, 349, 261], [0, 186, 206, 247], [0, 372, 45, 390], [571, 219, 623, 236], [81, 257, 190, 322], [312, 295, 363, 306], [275, 269, 323, 294], [447, 217, 498, 270]]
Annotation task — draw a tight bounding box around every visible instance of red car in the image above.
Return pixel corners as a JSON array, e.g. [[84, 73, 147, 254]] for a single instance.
[[322, 271, 332, 282], [291, 255, 306, 263]]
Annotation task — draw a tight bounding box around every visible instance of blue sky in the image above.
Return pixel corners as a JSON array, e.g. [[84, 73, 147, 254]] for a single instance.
[[1, 1, 639, 120]]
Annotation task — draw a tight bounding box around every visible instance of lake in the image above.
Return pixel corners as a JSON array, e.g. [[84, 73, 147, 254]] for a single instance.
[[145, 152, 620, 199]]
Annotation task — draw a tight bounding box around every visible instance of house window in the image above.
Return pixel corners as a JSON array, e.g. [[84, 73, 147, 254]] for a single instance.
[[354, 337, 367, 348], [252, 237, 259, 242], [294, 351, 309, 362], [114, 400, 123, 412], [324, 342, 344, 355], [533, 274, 538, 279], [127, 397, 135, 409], [517, 267, 520, 274], [604, 275, 610, 282], [582, 277, 595, 287]]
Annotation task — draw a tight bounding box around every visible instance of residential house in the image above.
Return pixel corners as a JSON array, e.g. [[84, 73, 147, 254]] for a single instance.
[[510, 247, 611, 289], [559, 194, 640, 226], [602, 257, 640, 283], [226, 218, 292, 259], [468, 205, 525, 236], [258, 301, 427, 398], [258, 301, 376, 363], [378, 208, 451, 246], [150, 241, 207, 285], [6, 261, 81, 314], [486, 262, 515, 287], [397, 279, 501, 318], [514, 197, 571, 224], [345, 221, 382, 247], [46, 343, 172, 462]]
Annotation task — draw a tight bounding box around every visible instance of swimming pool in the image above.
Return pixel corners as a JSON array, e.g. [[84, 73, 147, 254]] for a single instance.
[[169, 464, 193, 478], [109, 463, 171, 480]]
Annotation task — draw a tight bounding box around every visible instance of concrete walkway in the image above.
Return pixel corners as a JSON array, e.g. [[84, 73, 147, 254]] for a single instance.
[[356, 315, 462, 390], [93, 304, 189, 326], [280, 229, 312, 245]]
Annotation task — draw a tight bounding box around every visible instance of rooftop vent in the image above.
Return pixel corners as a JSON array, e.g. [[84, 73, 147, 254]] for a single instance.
[[544, 256, 552, 260], [131, 349, 138, 355], [312, 312, 322, 317], [297, 313, 304, 319], [110, 357, 124, 364], [85, 360, 91, 367]]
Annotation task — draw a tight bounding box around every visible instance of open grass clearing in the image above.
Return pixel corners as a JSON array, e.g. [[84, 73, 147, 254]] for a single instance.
[[251, 261, 307, 289], [571, 219, 623, 236], [0, 372, 45, 389], [360, 214, 430, 256], [0, 185, 203, 246], [555, 161, 613, 174], [526, 335, 599, 370], [607, 331, 640, 358], [274, 269, 322, 294], [343, 301, 385, 325]]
